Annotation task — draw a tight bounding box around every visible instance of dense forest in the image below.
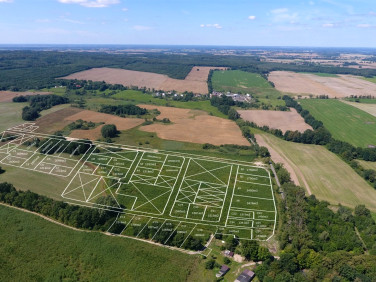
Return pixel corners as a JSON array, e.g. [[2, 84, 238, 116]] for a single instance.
[[2, 51, 376, 91], [99, 104, 148, 116]]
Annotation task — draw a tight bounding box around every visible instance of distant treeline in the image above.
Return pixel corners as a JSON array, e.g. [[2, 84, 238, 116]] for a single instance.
[[13, 94, 69, 121], [99, 104, 148, 116], [0, 183, 117, 231], [2, 50, 376, 91]]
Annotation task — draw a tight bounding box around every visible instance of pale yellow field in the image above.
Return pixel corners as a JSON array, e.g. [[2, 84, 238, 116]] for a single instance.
[[342, 100, 376, 117], [269, 71, 376, 98], [256, 132, 376, 212], [62, 66, 226, 94]]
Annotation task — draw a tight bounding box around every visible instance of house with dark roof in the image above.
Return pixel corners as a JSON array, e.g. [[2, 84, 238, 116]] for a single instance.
[[234, 269, 255, 282], [216, 265, 230, 278], [224, 250, 234, 257]]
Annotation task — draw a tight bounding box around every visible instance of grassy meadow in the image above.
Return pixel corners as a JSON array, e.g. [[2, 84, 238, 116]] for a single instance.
[[357, 160, 376, 171], [256, 132, 376, 212], [212, 70, 280, 97], [0, 102, 27, 132], [0, 204, 204, 281], [299, 99, 376, 147]]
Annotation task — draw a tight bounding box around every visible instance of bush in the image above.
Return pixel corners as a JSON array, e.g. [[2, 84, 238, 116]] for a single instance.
[[101, 124, 118, 138], [205, 259, 216, 269]]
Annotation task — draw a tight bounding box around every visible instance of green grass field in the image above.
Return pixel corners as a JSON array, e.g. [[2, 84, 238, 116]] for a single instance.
[[110, 90, 227, 118], [212, 70, 280, 97], [361, 76, 376, 84], [0, 102, 27, 132], [301, 72, 339, 77], [0, 204, 204, 281], [299, 99, 376, 147], [256, 132, 376, 212], [345, 98, 376, 104]]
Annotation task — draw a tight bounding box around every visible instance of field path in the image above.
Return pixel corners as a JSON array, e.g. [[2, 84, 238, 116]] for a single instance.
[[255, 134, 312, 194]]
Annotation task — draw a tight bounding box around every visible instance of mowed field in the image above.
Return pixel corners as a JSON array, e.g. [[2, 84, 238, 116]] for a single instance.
[[342, 100, 376, 117], [139, 105, 249, 146], [299, 99, 376, 147], [0, 90, 51, 102], [238, 108, 312, 133], [0, 102, 27, 132], [357, 160, 376, 171], [62, 66, 225, 94], [268, 71, 376, 98], [256, 132, 376, 212], [212, 70, 277, 95]]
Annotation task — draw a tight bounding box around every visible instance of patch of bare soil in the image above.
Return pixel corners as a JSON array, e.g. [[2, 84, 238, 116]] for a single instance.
[[61, 66, 226, 94], [138, 104, 249, 146], [0, 91, 52, 102], [268, 71, 376, 98], [238, 108, 311, 133]]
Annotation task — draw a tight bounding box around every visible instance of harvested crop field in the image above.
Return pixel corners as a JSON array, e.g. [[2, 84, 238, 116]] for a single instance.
[[342, 100, 376, 117], [35, 107, 143, 138], [62, 66, 226, 94], [256, 132, 376, 212], [0, 91, 52, 102], [268, 71, 376, 98], [138, 105, 249, 146], [238, 108, 311, 133]]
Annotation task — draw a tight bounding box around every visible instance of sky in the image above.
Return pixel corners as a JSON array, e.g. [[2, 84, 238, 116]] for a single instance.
[[0, 0, 376, 47]]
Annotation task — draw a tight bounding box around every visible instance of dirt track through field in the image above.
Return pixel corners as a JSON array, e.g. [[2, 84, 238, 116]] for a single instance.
[[268, 71, 376, 98], [61, 66, 226, 94], [0, 91, 52, 102], [139, 105, 249, 146], [239, 108, 311, 133]]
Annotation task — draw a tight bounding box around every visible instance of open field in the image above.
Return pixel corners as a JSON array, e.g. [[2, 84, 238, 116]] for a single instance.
[[0, 90, 52, 102], [255, 132, 376, 212], [357, 160, 376, 171], [269, 71, 376, 98], [342, 100, 376, 117], [212, 70, 280, 97], [110, 90, 227, 118], [0, 205, 202, 281], [238, 108, 311, 133], [62, 66, 226, 94], [35, 107, 143, 137], [0, 102, 27, 132], [139, 105, 249, 146], [299, 99, 376, 147], [345, 98, 376, 104]]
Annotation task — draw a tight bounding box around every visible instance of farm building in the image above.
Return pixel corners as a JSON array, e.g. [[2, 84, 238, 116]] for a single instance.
[[216, 265, 230, 278], [224, 250, 234, 257], [235, 269, 255, 282]]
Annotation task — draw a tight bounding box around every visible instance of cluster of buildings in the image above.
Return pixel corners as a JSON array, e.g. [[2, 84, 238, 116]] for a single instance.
[[215, 249, 255, 281], [210, 91, 252, 102]]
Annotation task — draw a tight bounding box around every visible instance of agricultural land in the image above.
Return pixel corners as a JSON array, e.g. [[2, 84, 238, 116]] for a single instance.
[[342, 100, 376, 117], [139, 105, 249, 146], [299, 99, 376, 147], [62, 66, 226, 94], [255, 132, 376, 212], [238, 108, 312, 133], [268, 71, 376, 98]]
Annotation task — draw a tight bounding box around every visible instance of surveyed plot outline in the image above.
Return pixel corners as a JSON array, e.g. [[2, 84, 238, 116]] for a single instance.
[[0, 123, 277, 241]]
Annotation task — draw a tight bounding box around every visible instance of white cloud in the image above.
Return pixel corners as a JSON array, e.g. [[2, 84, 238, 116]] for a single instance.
[[271, 8, 288, 14], [63, 18, 85, 24], [322, 23, 334, 28], [200, 24, 222, 29], [122, 8, 128, 12], [132, 25, 152, 31], [357, 24, 372, 28], [309, 1, 315, 5], [0, 0, 13, 2], [248, 15, 256, 20], [58, 0, 120, 8]]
